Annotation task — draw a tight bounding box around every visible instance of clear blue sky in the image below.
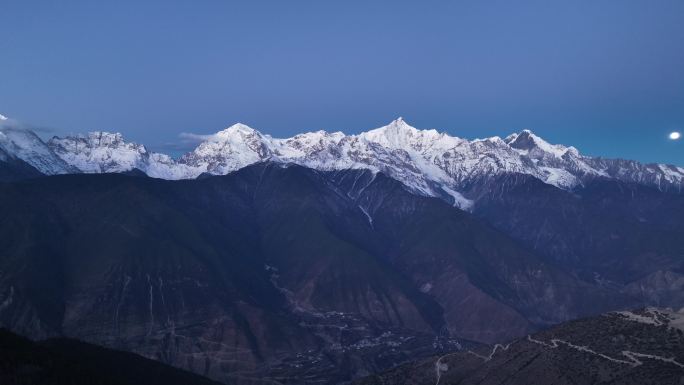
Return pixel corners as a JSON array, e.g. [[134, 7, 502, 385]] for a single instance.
[[1, 0, 683, 164]]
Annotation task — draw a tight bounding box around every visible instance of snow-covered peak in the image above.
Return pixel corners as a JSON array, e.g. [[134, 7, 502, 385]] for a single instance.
[[361, 118, 463, 154], [507, 129, 572, 159], [200, 123, 271, 149], [363, 117, 426, 146], [214, 123, 261, 139], [179, 123, 274, 175]]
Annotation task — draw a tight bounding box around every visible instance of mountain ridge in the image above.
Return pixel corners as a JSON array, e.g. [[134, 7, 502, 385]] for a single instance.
[[2, 115, 682, 207], [354, 307, 684, 385]]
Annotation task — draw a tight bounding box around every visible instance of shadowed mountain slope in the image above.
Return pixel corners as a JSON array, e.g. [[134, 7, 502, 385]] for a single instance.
[[0, 328, 222, 385], [0, 163, 682, 383]]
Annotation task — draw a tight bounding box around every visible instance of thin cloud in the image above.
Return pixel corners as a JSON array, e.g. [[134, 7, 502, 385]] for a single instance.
[[154, 141, 196, 154], [179, 132, 215, 142], [153, 132, 215, 155], [0, 116, 56, 135], [28, 125, 57, 135]]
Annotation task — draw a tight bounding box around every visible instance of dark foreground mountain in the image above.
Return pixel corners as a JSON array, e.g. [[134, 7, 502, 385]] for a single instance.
[[0, 328, 221, 385], [0, 163, 683, 383], [355, 308, 684, 385], [0, 163, 616, 383], [0, 156, 43, 182]]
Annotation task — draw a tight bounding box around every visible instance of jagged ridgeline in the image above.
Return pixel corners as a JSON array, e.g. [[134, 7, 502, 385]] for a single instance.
[[2, 116, 683, 204]]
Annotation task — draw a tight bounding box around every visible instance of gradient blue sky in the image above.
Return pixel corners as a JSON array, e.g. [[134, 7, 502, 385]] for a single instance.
[[1, 0, 683, 164]]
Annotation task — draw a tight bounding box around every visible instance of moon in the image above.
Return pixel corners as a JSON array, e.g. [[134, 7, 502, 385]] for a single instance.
[[670, 132, 681, 140]]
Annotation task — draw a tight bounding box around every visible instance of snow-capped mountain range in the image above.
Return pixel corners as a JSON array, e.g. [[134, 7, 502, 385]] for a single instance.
[[2, 115, 683, 209]]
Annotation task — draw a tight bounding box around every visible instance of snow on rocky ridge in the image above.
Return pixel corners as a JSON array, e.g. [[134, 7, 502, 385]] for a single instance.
[[48, 132, 185, 179], [0, 116, 75, 174], [2, 115, 683, 209]]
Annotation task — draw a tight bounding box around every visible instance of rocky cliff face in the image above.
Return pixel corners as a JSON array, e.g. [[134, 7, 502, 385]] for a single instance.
[[48, 132, 184, 179]]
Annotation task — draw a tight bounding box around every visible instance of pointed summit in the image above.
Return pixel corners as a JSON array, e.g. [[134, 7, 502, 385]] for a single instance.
[[507, 129, 537, 147], [360, 117, 421, 147], [225, 122, 257, 133], [214, 123, 262, 139], [180, 122, 274, 175], [507, 129, 572, 158], [386, 116, 414, 130]]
